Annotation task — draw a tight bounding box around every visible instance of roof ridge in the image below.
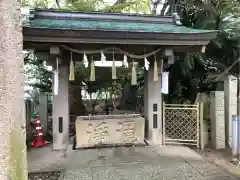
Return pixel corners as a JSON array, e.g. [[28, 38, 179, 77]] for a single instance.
[[34, 8, 170, 17], [31, 8, 174, 24]]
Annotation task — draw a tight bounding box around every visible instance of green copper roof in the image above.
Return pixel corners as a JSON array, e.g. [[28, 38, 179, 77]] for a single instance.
[[22, 9, 217, 35], [26, 18, 215, 34]]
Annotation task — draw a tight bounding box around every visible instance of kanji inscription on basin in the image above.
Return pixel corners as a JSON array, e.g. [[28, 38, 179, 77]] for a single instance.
[[117, 121, 138, 143], [75, 115, 145, 148], [85, 122, 109, 144]]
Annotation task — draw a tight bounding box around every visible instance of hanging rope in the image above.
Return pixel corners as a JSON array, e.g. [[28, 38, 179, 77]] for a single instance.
[[144, 55, 150, 70], [112, 50, 117, 80], [153, 55, 158, 81], [131, 62, 137, 85], [69, 51, 75, 81], [83, 53, 89, 67], [123, 54, 128, 68], [53, 57, 59, 95], [61, 45, 162, 59], [90, 57, 95, 82]]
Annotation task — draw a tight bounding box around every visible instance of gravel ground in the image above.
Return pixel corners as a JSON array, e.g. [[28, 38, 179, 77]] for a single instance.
[[28, 171, 61, 180], [194, 148, 240, 177]]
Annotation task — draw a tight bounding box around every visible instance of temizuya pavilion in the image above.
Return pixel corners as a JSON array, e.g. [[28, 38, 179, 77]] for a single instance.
[[23, 8, 217, 150]]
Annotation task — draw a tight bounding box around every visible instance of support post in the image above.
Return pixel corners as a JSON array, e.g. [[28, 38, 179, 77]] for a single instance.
[[144, 70, 148, 119], [199, 101, 204, 151], [144, 70, 149, 139], [52, 64, 69, 150], [224, 75, 231, 148], [237, 57, 240, 160], [162, 102, 165, 146], [0, 2, 27, 179], [147, 59, 163, 145]]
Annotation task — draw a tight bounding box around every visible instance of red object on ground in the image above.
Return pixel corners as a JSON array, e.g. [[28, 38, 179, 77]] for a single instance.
[[32, 115, 49, 148]]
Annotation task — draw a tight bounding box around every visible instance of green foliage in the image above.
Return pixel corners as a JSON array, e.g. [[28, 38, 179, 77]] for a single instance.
[[106, 0, 150, 13], [21, 0, 49, 8], [164, 0, 240, 103], [65, 0, 105, 11], [180, 0, 237, 29], [24, 51, 52, 93], [58, 0, 150, 13]]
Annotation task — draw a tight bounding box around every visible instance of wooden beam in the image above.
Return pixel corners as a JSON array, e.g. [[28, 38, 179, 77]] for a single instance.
[[23, 28, 215, 46]]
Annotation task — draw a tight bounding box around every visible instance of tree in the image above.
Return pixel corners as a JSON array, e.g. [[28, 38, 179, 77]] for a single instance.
[[180, 0, 240, 71], [61, 0, 150, 13], [164, 0, 240, 103], [21, 0, 52, 8], [24, 51, 52, 93], [0, 0, 27, 179]]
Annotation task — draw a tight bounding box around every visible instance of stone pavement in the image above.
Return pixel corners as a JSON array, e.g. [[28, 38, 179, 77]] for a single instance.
[[195, 148, 240, 176], [28, 145, 240, 180]]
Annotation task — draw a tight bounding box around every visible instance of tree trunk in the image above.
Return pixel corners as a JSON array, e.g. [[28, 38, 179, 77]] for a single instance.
[[160, 1, 170, 15], [0, 0, 28, 179]]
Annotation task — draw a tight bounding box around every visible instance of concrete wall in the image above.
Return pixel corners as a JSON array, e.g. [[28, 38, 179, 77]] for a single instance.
[[25, 100, 34, 140], [210, 91, 225, 149], [36, 93, 48, 135], [209, 76, 238, 149], [224, 75, 237, 148]]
